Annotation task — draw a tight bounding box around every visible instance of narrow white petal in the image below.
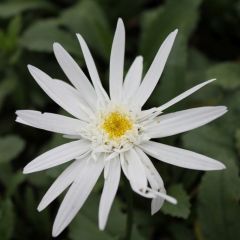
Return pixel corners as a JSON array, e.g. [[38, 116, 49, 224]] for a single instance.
[[38, 159, 85, 211], [135, 147, 166, 214], [109, 18, 125, 102], [16, 110, 85, 135], [137, 108, 160, 122], [52, 159, 104, 237], [124, 149, 151, 197], [105, 152, 119, 162], [140, 141, 226, 171], [157, 79, 216, 112], [150, 189, 177, 204], [135, 30, 178, 108], [122, 56, 143, 102], [53, 43, 96, 109], [27, 65, 91, 121], [103, 160, 110, 179], [123, 150, 176, 203], [23, 140, 90, 173], [151, 192, 166, 215], [99, 158, 121, 230], [76, 34, 109, 105], [146, 106, 227, 138], [120, 152, 129, 179], [135, 148, 163, 189], [15, 117, 28, 125]]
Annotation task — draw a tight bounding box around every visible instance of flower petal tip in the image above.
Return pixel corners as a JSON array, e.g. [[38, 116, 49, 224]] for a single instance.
[[218, 162, 226, 170], [23, 164, 34, 174], [98, 224, 105, 231], [76, 33, 83, 41], [23, 167, 30, 174], [136, 55, 143, 62], [208, 78, 216, 83], [53, 42, 60, 50], [173, 29, 178, 35], [117, 17, 124, 25], [76, 33, 86, 48], [51, 230, 59, 238], [52, 224, 61, 238], [37, 205, 43, 212], [27, 64, 38, 75], [27, 64, 33, 71], [151, 209, 158, 216]]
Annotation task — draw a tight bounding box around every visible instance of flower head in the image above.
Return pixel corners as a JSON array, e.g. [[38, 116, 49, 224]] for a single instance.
[[16, 18, 227, 237]]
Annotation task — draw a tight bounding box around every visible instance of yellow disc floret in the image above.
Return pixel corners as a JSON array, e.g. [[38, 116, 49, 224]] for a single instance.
[[102, 111, 133, 139]]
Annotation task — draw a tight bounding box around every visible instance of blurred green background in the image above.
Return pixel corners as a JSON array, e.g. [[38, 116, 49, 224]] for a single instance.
[[0, 0, 240, 239]]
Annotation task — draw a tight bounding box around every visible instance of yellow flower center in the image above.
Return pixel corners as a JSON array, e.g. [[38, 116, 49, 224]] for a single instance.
[[102, 111, 133, 139]]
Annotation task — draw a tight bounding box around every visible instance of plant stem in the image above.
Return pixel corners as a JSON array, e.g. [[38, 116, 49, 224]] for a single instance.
[[124, 177, 133, 240]]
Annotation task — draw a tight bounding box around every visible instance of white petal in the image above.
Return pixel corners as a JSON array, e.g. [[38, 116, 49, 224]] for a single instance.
[[27, 65, 91, 121], [146, 106, 227, 138], [23, 140, 90, 173], [151, 191, 166, 215], [124, 149, 151, 197], [76, 34, 109, 105], [105, 152, 119, 162], [135, 30, 178, 108], [120, 152, 129, 179], [16, 110, 85, 135], [135, 147, 163, 189], [122, 56, 143, 102], [38, 159, 85, 211], [109, 18, 125, 102], [157, 79, 216, 112], [52, 158, 104, 237], [123, 150, 176, 204], [53, 43, 97, 109], [15, 117, 28, 125], [140, 141, 226, 171], [149, 188, 177, 204], [135, 147, 166, 214], [99, 157, 121, 230]]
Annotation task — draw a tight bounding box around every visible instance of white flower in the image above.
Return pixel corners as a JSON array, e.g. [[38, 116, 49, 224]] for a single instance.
[[16, 18, 227, 237]]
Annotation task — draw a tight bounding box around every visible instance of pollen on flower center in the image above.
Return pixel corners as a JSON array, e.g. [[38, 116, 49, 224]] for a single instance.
[[102, 111, 133, 139]]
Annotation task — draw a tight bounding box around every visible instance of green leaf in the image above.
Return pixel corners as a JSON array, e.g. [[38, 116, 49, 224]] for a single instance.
[[182, 125, 235, 161], [197, 157, 240, 240], [0, 1, 53, 18], [0, 135, 25, 163], [0, 78, 16, 110], [207, 62, 240, 90], [182, 123, 240, 240], [140, 0, 201, 65], [185, 49, 222, 106], [162, 184, 190, 219], [235, 129, 240, 156], [7, 15, 22, 39], [168, 222, 194, 240], [20, 19, 79, 55], [23, 187, 51, 237], [0, 199, 14, 240], [60, 0, 111, 60], [6, 171, 25, 197], [140, 0, 202, 107]]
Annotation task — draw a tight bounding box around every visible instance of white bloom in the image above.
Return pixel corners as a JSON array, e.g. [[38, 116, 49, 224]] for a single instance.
[[16, 18, 227, 237]]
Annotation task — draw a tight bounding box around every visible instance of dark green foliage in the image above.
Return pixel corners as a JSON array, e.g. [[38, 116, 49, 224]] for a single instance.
[[0, 0, 239, 239], [162, 184, 190, 219]]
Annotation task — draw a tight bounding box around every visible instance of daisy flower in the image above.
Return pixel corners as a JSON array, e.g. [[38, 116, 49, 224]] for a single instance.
[[16, 18, 227, 237]]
